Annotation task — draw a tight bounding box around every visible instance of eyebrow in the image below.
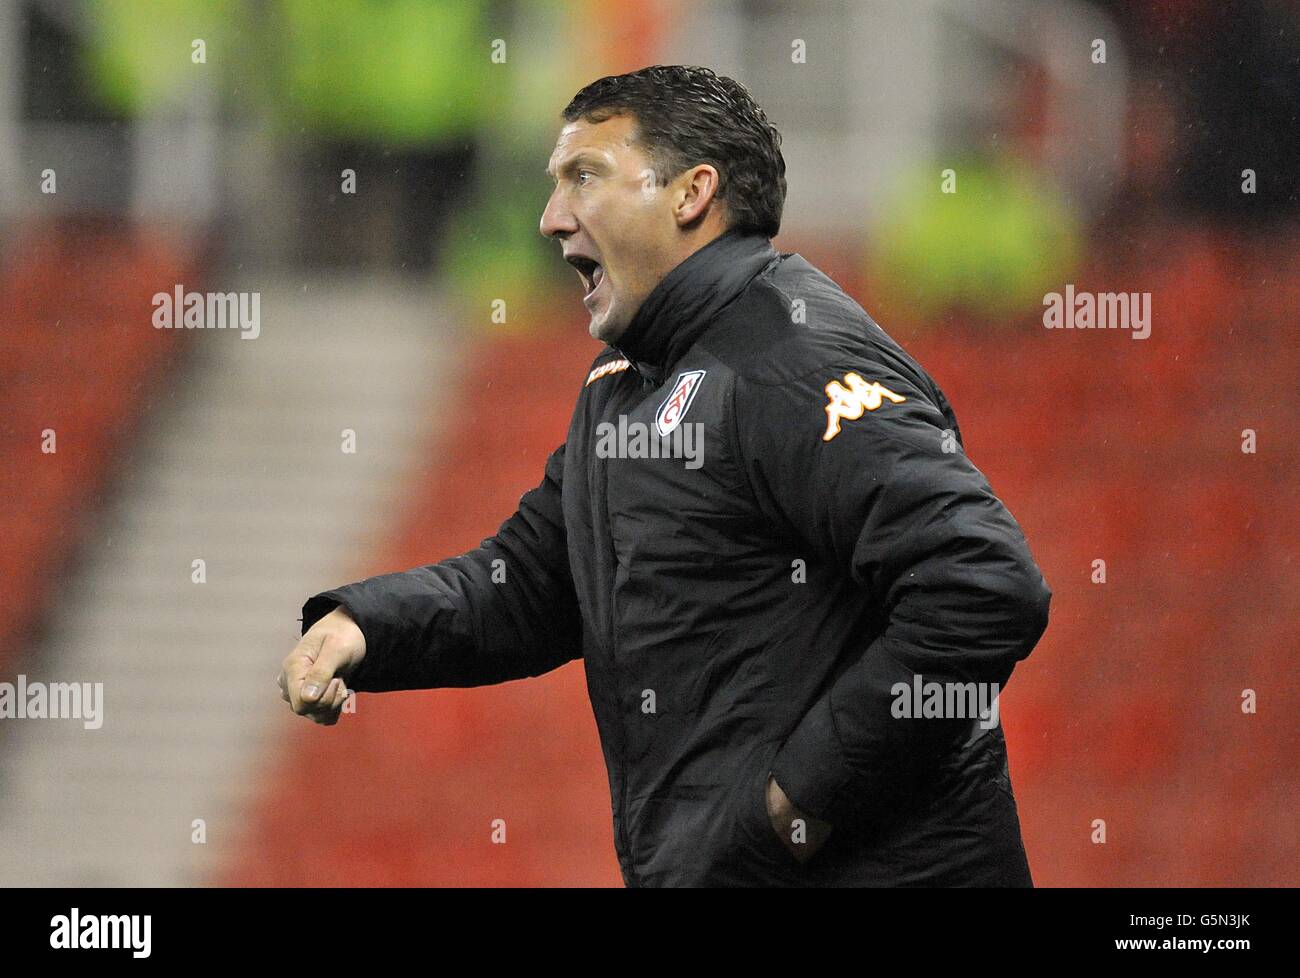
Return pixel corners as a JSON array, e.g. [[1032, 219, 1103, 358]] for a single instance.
[[546, 152, 605, 182]]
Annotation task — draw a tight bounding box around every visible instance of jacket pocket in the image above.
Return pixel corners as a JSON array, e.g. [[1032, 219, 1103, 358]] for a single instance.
[[631, 756, 812, 885], [733, 750, 807, 879]]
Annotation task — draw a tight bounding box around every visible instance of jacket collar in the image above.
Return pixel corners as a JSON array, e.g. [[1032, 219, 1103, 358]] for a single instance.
[[613, 229, 778, 387]]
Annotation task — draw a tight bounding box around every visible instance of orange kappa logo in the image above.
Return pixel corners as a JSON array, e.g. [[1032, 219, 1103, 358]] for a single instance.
[[822, 372, 906, 441]]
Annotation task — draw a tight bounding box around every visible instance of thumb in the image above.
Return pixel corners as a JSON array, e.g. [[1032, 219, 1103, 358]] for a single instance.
[[300, 634, 350, 702]]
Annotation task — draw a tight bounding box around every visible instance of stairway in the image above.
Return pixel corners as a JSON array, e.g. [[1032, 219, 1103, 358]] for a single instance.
[[0, 275, 456, 886]]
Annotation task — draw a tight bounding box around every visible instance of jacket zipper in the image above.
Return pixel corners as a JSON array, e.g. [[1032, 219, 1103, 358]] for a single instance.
[[609, 580, 636, 885], [596, 389, 639, 886]]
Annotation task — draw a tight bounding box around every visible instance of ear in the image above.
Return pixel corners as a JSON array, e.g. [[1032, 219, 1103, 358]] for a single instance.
[[673, 164, 722, 227]]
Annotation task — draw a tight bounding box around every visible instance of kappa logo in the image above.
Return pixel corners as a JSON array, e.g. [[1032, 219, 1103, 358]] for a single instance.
[[822, 371, 906, 441], [656, 370, 707, 437], [586, 358, 631, 386]]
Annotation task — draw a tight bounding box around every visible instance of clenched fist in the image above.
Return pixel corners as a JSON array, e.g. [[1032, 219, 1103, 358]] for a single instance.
[[279, 605, 366, 725]]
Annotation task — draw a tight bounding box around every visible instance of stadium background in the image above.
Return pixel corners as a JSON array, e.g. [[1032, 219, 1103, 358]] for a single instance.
[[0, 0, 1295, 887]]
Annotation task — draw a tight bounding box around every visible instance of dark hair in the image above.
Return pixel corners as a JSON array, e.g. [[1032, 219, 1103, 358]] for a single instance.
[[562, 65, 787, 238]]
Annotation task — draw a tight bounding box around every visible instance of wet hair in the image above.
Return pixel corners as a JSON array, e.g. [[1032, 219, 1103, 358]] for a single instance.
[[562, 65, 787, 237]]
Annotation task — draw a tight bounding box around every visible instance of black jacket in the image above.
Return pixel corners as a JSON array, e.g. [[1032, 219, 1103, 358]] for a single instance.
[[301, 229, 1052, 887]]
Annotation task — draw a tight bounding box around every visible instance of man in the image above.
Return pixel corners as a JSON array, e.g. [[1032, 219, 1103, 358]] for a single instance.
[[280, 65, 1052, 887]]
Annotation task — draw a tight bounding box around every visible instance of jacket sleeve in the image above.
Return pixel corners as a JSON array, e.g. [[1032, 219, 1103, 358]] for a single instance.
[[299, 443, 582, 692], [735, 360, 1051, 825]]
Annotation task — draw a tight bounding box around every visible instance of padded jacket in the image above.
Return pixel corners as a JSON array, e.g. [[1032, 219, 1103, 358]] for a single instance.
[[301, 229, 1052, 887]]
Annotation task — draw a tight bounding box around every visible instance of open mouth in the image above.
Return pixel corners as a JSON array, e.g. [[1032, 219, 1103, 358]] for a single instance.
[[566, 255, 605, 298]]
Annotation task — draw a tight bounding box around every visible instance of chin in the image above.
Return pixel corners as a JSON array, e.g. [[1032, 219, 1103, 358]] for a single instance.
[[588, 311, 626, 345]]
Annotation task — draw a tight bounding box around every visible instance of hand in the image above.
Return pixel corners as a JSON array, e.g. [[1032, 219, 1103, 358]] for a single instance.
[[279, 606, 366, 725], [766, 773, 833, 864]]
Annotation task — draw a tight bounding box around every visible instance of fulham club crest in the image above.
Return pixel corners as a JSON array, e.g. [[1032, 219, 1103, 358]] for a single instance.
[[655, 370, 707, 437]]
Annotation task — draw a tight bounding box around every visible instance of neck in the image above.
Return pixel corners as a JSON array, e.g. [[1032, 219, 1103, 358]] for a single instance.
[[613, 228, 779, 387]]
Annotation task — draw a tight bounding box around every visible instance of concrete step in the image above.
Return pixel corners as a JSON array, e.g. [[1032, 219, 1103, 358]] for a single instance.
[[0, 277, 458, 887]]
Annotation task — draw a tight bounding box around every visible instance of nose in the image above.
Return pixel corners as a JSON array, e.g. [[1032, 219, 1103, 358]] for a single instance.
[[539, 184, 578, 240]]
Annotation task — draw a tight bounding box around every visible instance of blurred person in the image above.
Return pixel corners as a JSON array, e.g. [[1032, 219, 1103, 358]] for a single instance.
[[280, 65, 1051, 887], [867, 56, 1081, 324], [278, 0, 492, 271]]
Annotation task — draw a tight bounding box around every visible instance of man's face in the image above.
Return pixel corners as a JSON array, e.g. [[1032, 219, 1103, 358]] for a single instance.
[[541, 114, 686, 344]]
